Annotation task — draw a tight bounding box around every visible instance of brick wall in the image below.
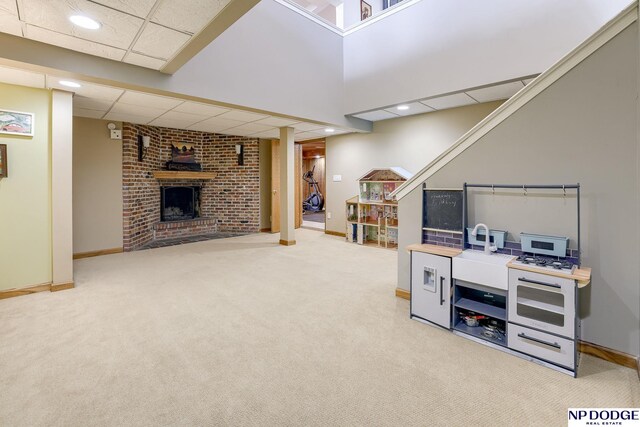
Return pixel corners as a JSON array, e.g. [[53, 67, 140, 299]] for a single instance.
[[122, 123, 259, 251]]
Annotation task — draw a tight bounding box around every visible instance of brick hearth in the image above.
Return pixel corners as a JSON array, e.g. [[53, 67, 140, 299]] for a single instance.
[[122, 123, 260, 251], [153, 218, 218, 241]]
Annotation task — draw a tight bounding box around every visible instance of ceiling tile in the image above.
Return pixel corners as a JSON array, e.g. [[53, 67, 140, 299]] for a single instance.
[[173, 101, 230, 117], [123, 52, 167, 70], [156, 110, 209, 126], [148, 117, 197, 130], [222, 128, 256, 137], [151, 0, 230, 34], [465, 81, 524, 103], [187, 116, 244, 132], [132, 23, 191, 60], [110, 102, 168, 119], [21, 0, 143, 50], [420, 93, 477, 110], [0, 2, 21, 37], [216, 109, 270, 122], [252, 117, 300, 127], [118, 91, 183, 110], [0, 0, 17, 14], [90, 0, 157, 18], [47, 77, 124, 101], [251, 129, 280, 139], [73, 96, 114, 111], [352, 110, 398, 121], [293, 122, 325, 132], [384, 102, 435, 116], [103, 111, 151, 124], [225, 123, 274, 134], [26, 25, 126, 61], [295, 131, 326, 141], [0, 66, 44, 88], [73, 108, 106, 119]]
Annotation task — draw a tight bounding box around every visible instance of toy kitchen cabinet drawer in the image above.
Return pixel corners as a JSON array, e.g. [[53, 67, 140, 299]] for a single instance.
[[508, 324, 575, 369]]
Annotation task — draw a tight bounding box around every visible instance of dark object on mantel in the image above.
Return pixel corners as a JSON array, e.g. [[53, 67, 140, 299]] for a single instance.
[[165, 161, 202, 171], [165, 141, 202, 171]]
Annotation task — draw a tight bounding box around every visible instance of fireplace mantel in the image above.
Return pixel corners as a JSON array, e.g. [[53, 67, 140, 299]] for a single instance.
[[152, 171, 217, 180]]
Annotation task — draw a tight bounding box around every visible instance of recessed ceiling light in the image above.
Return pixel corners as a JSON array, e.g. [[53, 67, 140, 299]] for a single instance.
[[397, 105, 410, 111], [59, 80, 81, 88], [69, 15, 101, 30], [325, 128, 335, 133]]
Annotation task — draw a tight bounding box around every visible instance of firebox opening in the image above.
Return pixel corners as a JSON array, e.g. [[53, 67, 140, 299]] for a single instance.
[[161, 186, 201, 222]]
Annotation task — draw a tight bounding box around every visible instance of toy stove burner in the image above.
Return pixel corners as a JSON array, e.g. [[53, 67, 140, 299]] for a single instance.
[[515, 254, 575, 274], [549, 260, 573, 270]]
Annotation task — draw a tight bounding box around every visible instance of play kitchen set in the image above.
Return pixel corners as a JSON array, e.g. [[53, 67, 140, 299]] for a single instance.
[[345, 167, 412, 249], [409, 183, 591, 377]]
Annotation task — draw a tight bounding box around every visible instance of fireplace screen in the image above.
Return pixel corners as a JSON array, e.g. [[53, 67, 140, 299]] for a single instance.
[[161, 186, 201, 221]]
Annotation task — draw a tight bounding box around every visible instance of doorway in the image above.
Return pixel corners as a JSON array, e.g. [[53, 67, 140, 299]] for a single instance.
[[300, 139, 326, 231]]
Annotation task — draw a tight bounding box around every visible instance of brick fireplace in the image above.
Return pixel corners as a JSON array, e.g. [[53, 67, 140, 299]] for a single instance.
[[122, 123, 260, 251]]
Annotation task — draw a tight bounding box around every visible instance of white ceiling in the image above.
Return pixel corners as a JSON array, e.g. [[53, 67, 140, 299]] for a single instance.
[[0, 64, 350, 141], [352, 79, 536, 122], [0, 0, 232, 70]]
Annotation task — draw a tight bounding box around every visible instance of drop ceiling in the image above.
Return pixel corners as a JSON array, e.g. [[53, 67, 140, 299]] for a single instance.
[[0, 0, 232, 70], [0, 64, 351, 141], [352, 79, 537, 122]]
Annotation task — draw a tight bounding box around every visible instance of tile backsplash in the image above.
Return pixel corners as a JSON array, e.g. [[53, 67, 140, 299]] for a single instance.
[[422, 230, 580, 264]]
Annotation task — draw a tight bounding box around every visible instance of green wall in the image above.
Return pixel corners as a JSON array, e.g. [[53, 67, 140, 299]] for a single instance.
[[0, 82, 52, 290]]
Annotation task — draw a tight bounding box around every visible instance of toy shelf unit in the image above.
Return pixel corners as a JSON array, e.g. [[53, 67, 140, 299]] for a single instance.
[[345, 167, 412, 250]]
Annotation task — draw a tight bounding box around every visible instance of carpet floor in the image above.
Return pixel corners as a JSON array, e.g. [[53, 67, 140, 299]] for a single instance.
[[302, 211, 325, 223], [0, 229, 637, 426]]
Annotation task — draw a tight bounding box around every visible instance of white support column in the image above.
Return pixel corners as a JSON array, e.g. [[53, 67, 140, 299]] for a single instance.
[[279, 127, 295, 245], [51, 90, 74, 291]]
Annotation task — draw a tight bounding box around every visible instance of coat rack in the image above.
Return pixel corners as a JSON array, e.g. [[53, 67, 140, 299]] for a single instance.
[[462, 183, 581, 265]]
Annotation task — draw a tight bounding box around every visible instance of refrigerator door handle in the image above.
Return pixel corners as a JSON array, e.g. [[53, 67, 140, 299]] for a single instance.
[[439, 276, 445, 305]]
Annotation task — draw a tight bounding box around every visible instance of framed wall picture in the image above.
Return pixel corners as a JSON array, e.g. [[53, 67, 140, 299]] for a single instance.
[[361, 0, 372, 20], [0, 109, 34, 137], [0, 144, 7, 178]]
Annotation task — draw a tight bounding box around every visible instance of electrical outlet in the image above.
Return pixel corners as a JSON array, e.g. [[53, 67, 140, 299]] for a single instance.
[[333, 175, 342, 182], [327, 212, 332, 219]]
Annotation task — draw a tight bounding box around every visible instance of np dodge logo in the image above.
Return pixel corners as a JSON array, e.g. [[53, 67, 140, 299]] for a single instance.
[[568, 409, 640, 426]]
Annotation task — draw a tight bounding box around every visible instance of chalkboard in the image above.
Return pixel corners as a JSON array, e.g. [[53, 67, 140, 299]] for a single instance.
[[423, 189, 463, 232]]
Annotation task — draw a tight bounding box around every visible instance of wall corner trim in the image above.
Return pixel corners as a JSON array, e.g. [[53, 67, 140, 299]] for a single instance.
[[391, 3, 638, 200], [73, 247, 124, 259], [50, 282, 74, 292], [0, 283, 51, 300], [578, 341, 639, 371], [395, 288, 410, 300]]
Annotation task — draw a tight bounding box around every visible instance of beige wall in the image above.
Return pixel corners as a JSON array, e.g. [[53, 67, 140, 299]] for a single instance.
[[72, 118, 123, 254], [259, 139, 272, 230], [401, 23, 639, 356], [52, 90, 74, 285], [0, 83, 51, 291], [325, 101, 503, 233]]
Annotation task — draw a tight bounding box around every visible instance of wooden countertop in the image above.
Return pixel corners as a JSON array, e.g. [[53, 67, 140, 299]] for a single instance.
[[507, 260, 592, 288], [406, 244, 462, 258], [406, 244, 591, 287]]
